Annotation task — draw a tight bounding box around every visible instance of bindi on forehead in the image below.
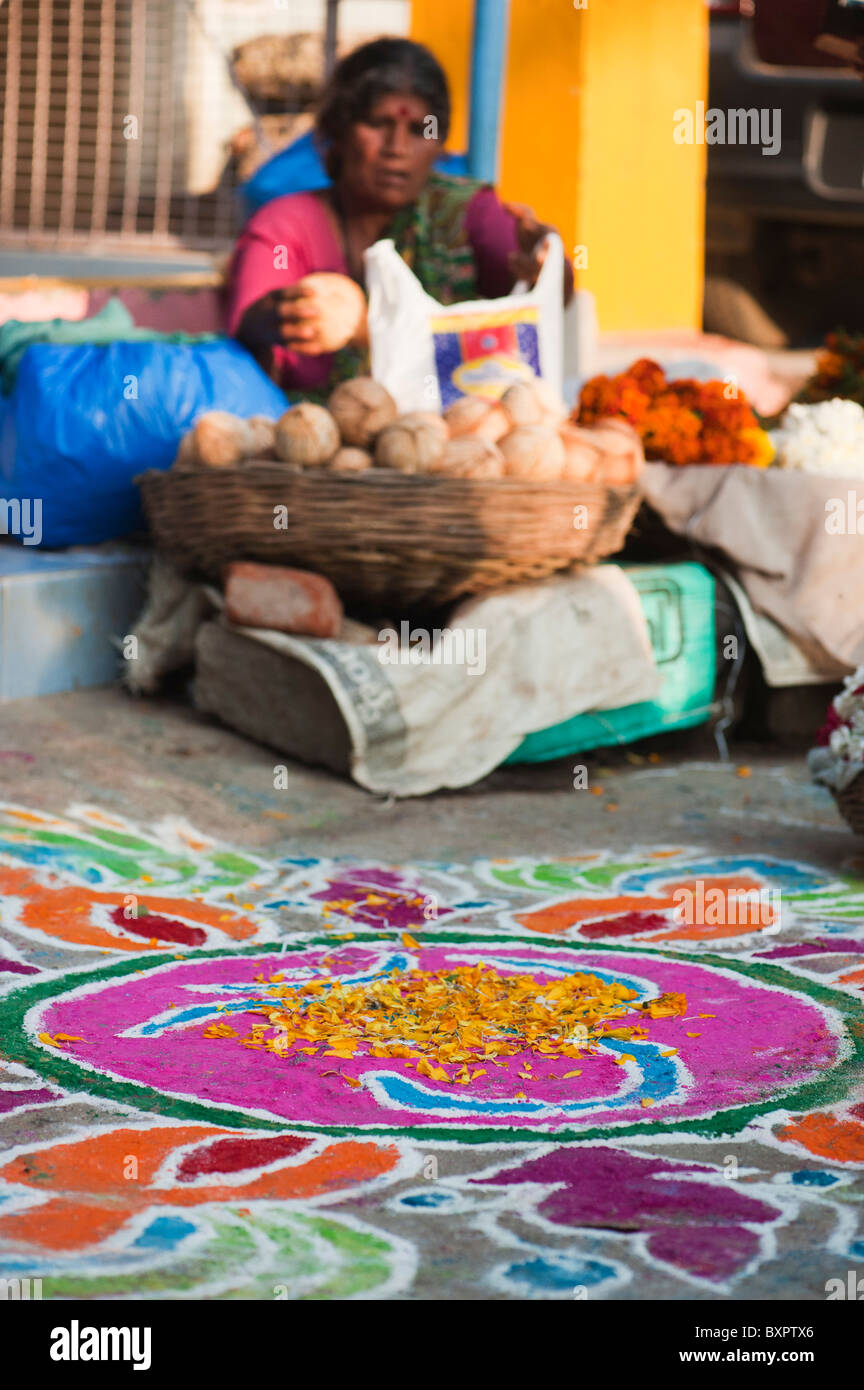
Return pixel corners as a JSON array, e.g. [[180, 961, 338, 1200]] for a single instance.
[[394, 102, 412, 118]]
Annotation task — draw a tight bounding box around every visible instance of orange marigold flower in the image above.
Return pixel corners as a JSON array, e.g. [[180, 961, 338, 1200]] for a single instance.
[[667, 378, 705, 411], [701, 428, 752, 463], [577, 374, 650, 427], [628, 358, 667, 394], [576, 360, 767, 465], [816, 350, 845, 382], [616, 383, 652, 425], [737, 426, 775, 467]]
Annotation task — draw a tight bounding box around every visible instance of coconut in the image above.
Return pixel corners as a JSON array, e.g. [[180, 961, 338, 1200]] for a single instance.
[[329, 446, 373, 474], [327, 377, 398, 448], [584, 419, 644, 485], [245, 415, 278, 459], [558, 423, 601, 482], [499, 426, 566, 481], [500, 382, 544, 429], [530, 376, 568, 423], [396, 410, 450, 440], [192, 412, 256, 468], [172, 431, 199, 470], [375, 417, 447, 473], [477, 403, 510, 442], [274, 402, 340, 466], [588, 416, 641, 443], [501, 379, 567, 430], [443, 397, 487, 436], [430, 437, 504, 480], [444, 397, 510, 442]]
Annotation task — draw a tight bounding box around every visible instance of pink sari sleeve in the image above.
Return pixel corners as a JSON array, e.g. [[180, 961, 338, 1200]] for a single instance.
[[226, 197, 306, 335], [463, 187, 520, 300], [225, 194, 346, 393]]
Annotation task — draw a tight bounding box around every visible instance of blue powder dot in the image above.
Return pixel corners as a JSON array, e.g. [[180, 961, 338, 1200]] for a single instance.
[[133, 1215, 197, 1249], [505, 1256, 616, 1292], [791, 1170, 839, 1187], [849, 1240, 864, 1261], [400, 1190, 453, 1209]]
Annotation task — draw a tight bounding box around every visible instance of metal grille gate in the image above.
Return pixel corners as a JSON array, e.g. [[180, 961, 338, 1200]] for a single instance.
[[0, 0, 244, 254]]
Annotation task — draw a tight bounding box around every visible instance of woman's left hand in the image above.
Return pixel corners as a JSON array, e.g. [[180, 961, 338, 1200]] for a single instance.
[[504, 201, 574, 304], [504, 202, 554, 287], [277, 273, 369, 355]]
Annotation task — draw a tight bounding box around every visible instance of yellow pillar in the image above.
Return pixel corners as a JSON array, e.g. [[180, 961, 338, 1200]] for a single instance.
[[410, 0, 708, 333], [409, 0, 473, 156]]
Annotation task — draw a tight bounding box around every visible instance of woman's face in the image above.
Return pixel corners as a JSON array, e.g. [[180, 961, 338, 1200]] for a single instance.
[[336, 91, 442, 210]]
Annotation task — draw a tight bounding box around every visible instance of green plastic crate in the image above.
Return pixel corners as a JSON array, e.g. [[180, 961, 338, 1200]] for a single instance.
[[505, 562, 716, 764]]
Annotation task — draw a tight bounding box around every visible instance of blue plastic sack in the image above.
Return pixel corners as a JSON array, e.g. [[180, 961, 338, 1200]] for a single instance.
[[241, 129, 470, 213], [0, 338, 288, 548]]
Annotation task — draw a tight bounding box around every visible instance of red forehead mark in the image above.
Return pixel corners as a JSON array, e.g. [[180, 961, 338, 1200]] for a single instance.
[[395, 103, 411, 118]]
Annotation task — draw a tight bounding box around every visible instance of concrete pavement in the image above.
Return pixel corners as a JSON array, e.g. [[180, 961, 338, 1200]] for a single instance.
[[0, 685, 862, 1302]]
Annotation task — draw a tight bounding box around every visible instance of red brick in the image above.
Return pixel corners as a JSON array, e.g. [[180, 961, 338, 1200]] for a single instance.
[[223, 562, 343, 638]]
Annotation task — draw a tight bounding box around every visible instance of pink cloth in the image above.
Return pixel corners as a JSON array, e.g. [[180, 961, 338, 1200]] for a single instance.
[[224, 188, 519, 393]]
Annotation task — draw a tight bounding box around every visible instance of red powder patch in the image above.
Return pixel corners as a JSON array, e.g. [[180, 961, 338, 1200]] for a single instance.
[[109, 907, 206, 947], [176, 1134, 312, 1181], [579, 912, 672, 940]]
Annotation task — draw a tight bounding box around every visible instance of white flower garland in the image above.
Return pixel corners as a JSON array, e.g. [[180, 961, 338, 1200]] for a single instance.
[[828, 668, 864, 763], [773, 398, 864, 477], [809, 666, 864, 793]]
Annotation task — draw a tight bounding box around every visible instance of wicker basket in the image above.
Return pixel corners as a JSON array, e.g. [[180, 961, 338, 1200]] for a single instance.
[[835, 775, 864, 838], [137, 463, 641, 609]]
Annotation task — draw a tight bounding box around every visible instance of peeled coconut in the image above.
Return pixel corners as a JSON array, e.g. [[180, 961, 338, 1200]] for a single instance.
[[396, 410, 450, 440], [173, 431, 199, 470], [500, 382, 545, 429], [499, 425, 566, 481], [444, 397, 510, 443], [558, 423, 601, 482], [583, 419, 644, 485], [375, 417, 447, 473], [274, 402, 340, 466], [245, 415, 278, 459], [192, 412, 256, 468], [431, 437, 504, 480], [531, 376, 568, 423], [589, 416, 641, 442], [501, 379, 566, 430], [329, 446, 373, 474], [327, 377, 397, 448]]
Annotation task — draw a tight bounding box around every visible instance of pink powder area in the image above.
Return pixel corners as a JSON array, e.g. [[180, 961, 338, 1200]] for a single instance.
[[38, 945, 840, 1132]]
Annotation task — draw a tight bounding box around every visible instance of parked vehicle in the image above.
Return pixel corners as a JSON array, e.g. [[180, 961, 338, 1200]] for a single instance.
[[706, 1, 864, 343]]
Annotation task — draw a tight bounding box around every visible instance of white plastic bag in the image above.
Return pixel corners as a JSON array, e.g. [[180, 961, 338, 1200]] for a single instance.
[[365, 233, 564, 413]]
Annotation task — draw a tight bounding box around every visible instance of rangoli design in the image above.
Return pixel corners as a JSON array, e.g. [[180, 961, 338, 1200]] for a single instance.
[[1, 801, 863, 1299]]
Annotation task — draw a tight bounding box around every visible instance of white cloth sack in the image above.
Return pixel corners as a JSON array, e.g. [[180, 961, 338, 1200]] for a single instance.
[[365, 233, 564, 413], [229, 566, 659, 797], [715, 567, 837, 689], [132, 563, 659, 797]]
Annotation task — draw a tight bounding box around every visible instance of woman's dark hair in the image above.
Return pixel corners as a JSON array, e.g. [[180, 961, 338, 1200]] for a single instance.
[[316, 38, 451, 177]]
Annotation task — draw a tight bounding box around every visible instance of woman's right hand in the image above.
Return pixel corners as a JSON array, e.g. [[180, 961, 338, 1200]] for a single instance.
[[276, 273, 368, 354], [236, 274, 368, 357]]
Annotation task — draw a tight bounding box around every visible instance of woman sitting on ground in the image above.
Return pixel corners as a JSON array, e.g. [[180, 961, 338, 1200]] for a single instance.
[[227, 37, 572, 397]]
